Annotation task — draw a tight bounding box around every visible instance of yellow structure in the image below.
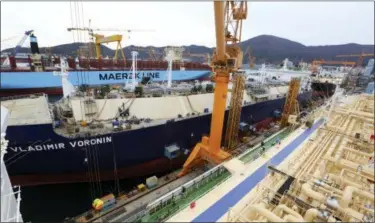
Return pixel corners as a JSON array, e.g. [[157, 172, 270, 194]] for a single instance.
[[245, 47, 255, 68], [92, 34, 125, 60], [280, 78, 301, 128], [92, 198, 104, 211], [137, 184, 146, 192], [225, 73, 246, 150], [67, 25, 154, 60], [178, 1, 248, 177]]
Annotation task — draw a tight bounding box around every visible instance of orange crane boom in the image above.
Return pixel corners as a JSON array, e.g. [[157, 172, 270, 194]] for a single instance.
[[312, 60, 356, 66], [336, 53, 374, 67], [178, 1, 247, 177], [244, 47, 255, 68]]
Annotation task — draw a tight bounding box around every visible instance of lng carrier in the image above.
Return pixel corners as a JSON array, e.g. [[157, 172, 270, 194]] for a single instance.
[[58, 1, 373, 222], [2, 1, 373, 222], [0, 25, 338, 187]]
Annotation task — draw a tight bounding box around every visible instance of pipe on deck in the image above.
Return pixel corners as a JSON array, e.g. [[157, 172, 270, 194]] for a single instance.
[[301, 183, 326, 202], [284, 214, 304, 222], [246, 204, 285, 222], [340, 185, 374, 209], [303, 208, 319, 222], [273, 204, 304, 221]]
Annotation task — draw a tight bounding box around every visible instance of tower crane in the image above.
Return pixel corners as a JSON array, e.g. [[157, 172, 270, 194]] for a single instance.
[[1, 30, 35, 67], [178, 1, 247, 177], [127, 46, 163, 61], [336, 53, 374, 67], [7, 30, 34, 56], [183, 52, 211, 64]]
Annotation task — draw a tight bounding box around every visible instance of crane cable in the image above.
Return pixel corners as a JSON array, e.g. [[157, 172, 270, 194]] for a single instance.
[[69, 0, 100, 201], [78, 0, 103, 200]]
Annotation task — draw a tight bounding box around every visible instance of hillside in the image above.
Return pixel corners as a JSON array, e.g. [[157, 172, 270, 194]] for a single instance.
[[2, 35, 374, 65]]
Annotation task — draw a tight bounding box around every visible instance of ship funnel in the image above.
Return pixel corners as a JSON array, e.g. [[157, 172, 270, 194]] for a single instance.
[[29, 33, 40, 54]]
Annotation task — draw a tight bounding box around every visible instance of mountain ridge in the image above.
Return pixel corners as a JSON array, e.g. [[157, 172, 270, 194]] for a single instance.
[[2, 34, 374, 65]]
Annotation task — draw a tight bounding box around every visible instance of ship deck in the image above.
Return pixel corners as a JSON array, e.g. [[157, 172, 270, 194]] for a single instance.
[[73, 169, 205, 223], [0, 94, 52, 126], [165, 118, 324, 222], [104, 102, 326, 222], [163, 93, 374, 223]]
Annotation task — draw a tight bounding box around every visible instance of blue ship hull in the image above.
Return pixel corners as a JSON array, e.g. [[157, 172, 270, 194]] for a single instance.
[[4, 91, 314, 186], [0, 70, 211, 89]]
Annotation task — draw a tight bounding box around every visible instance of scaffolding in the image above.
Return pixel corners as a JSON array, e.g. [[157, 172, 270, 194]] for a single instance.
[[225, 72, 246, 150], [280, 78, 301, 127]]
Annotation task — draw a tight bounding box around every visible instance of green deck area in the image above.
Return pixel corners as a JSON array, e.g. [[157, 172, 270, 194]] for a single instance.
[[138, 169, 230, 222], [239, 128, 292, 163], [134, 128, 294, 222]]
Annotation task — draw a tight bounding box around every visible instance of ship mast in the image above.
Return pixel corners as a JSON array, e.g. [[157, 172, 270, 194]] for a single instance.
[[53, 59, 76, 98], [166, 51, 174, 88], [131, 51, 139, 91]]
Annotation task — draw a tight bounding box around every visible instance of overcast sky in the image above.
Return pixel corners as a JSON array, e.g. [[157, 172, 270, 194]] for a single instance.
[[1, 1, 374, 50]]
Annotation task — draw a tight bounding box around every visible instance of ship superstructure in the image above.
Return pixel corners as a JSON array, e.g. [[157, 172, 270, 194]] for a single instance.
[[1, 105, 23, 223]]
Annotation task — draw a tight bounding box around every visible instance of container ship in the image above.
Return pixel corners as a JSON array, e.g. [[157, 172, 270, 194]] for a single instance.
[[0, 32, 212, 97]]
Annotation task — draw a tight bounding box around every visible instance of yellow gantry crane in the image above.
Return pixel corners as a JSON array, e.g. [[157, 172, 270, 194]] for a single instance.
[[178, 1, 248, 177], [67, 21, 155, 60], [67, 27, 127, 60]]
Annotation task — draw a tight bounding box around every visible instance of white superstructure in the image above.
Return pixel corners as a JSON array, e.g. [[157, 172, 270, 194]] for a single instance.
[[1, 105, 23, 222]]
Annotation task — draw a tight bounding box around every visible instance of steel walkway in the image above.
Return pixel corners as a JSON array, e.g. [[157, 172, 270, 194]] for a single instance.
[[192, 119, 324, 222]]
